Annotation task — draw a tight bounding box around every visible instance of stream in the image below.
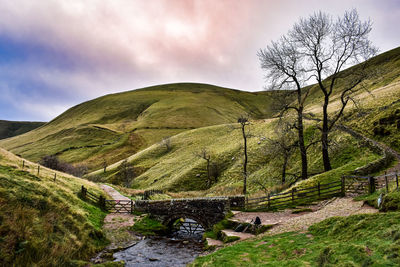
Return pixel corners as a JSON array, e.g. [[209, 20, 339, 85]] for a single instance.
[[113, 219, 205, 266]]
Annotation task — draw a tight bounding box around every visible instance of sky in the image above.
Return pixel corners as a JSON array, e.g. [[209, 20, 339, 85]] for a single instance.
[[0, 0, 399, 122]]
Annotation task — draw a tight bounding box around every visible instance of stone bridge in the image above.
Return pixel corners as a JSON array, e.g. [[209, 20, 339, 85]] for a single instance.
[[134, 197, 233, 230]]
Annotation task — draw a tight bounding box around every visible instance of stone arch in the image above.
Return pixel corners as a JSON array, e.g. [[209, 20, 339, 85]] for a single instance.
[[162, 212, 210, 230]]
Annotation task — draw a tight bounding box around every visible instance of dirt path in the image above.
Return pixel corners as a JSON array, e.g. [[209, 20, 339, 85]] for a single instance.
[[100, 184, 131, 201], [233, 197, 378, 237], [92, 184, 142, 264]]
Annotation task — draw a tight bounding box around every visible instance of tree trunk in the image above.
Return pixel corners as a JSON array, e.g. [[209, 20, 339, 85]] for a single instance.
[[282, 155, 288, 184], [297, 107, 308, 180], [206, 159, 211, 187], [322, 96, 332, 171], [242, 125, 248, 195]]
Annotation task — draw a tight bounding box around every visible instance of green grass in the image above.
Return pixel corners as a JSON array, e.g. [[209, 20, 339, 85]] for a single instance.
[[0, 120, 45, 140], [0, 83, 277, 171], [130, 215, 168, 236], [192, 212, 400, 266], [0, 148, 108, 266]]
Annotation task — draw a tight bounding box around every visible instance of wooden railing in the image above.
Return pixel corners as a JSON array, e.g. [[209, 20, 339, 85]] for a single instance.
[[246, 180, 343, 210], [80, 186, 107, 210], [343, 171, 400, 195]]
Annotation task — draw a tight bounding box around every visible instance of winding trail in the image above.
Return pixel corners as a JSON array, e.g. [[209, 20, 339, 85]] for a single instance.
[[232, 197, 377, 238], [92, 184, 141, 264], [100, 184, 131, 201]]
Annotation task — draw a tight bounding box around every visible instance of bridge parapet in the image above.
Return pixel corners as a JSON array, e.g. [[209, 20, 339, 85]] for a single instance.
[[135, 197, 230, 230]]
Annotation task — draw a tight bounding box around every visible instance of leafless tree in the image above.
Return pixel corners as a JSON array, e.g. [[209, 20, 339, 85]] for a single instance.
[[259, 9, 377, 173], [195, 148, 213, 188], [159, 136, 172, 152], [265, 121, 298, 184], [258, 34, 311, 180], [102, 158, 107, 173], [117, 159, 136, 187], [237, 115, 250, 194]]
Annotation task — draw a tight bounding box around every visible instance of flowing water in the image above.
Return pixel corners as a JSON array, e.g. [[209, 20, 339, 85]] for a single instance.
[[113, 219, 205, 267]]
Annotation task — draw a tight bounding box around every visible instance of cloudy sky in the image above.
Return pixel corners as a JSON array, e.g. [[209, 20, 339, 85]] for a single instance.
[[0, 0, 399, 121]]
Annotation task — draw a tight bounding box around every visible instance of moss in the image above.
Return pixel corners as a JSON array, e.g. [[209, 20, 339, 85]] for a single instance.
[[131, 215, 168, 236], [291, 208, 313, 214], [381, 190, 400, 211], [223, 235, 240, 243]]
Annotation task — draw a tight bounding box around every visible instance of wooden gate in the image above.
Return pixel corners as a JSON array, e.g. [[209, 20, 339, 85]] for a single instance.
[[105, 200, 133, 213], [343, 176, 371, 196]]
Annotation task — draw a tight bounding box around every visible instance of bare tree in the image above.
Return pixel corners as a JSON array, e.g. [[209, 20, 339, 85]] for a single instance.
[[159, 136, 172, 152], [265, 121, 297, 184], [237, 115, 250, 195], [259, 9, 377, 173], [290, 9, 377, 171], [195, 148, 213, 188], [102, 158, 108, 173], [117, 159, 136, 187], [258, 35, 311, 180]]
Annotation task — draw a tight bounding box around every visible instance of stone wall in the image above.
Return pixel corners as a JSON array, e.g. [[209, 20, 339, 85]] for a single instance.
[[135, 197, 230, 230], [227, 195, 245, 209]]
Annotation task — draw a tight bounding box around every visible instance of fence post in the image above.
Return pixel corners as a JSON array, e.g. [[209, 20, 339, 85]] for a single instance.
[[318, 182, 321, 199], [37, 165, 40, 175], [267, 193, 270, 209], [81, 186, 87, 199], [291, 188, 295, 202], [99, 195, 106, 210], [22, 160, 25, 169], [341, 176, 345, 197], [54, 173, 57, 182], [368, 177, 376, 194], [385, 175, 389, 193], [130, 200, 133, 213], [396, 172, 399, 190]]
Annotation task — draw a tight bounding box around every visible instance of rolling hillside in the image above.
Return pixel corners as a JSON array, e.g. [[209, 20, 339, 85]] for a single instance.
[[0, 83, 276, 171], [0, 148, 107, 265], [89, 47, 400, 194], [0, 120, 45, 139]]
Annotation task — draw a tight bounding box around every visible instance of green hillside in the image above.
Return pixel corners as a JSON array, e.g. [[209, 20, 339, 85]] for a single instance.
[[0, 83, 276, 171], [0, 148, 107, 265], [0, 120, 45, 140], [89, 47, 400, 194]]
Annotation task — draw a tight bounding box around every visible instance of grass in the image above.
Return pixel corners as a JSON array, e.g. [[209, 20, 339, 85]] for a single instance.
[[0, 148, 108, 266], [130, 215, 168, 236], [192, 212, 400, 266], [0, 83, 277, 171], [0, 120, 45, 140]]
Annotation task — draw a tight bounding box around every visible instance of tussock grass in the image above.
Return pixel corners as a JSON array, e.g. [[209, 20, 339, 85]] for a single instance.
[[0, 148, 107, 265], [192, 212, 400, 266], [0, 83, 277, 171]]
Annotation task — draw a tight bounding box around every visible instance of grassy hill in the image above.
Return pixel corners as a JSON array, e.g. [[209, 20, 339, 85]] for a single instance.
[[0, 120, 45, 140], [0, 148, 107, 265], [89, 47, 400, 194], [0, 83, 276, 171]]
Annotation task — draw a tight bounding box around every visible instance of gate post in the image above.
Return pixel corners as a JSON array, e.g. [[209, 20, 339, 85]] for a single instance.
[[368, 177, 376, 194], [99, 195, 106, 211], [81, 186, 87, 199], [341, 176, 345, 197]]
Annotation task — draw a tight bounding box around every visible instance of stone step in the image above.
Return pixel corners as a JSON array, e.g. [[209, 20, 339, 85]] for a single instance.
[[221, 229, 255, 242]]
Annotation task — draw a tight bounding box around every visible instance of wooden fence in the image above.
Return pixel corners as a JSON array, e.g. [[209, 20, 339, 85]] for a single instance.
[[138, 189, 164, 200], [246, 180, 343, 210], [105, 199, 133, 213], [343, 171, 400, 195], [80, 186, 107, 209]]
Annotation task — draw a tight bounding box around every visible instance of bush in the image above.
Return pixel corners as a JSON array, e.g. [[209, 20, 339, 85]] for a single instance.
[[39, 155, 88, 177]]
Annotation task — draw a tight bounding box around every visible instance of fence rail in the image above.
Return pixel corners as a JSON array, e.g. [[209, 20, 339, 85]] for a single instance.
[[343, 171, 400, 195], [246, 180, 343, 210]]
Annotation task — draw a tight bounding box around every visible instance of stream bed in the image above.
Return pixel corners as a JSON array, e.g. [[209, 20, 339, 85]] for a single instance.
[[113, 219, 205, 266], [113, 236, 203, 266]]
